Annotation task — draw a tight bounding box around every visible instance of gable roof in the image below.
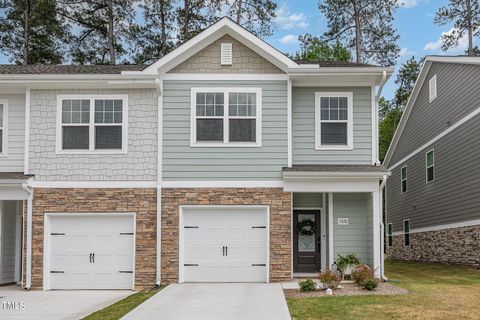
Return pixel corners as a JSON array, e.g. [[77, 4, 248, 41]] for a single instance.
[[383, 56, 480, 168], [0, 64, 146, 75]]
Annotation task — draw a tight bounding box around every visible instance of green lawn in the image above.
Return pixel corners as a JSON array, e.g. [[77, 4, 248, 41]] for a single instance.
[[287, 261, 480, 320], [82, 287, 163, 320]]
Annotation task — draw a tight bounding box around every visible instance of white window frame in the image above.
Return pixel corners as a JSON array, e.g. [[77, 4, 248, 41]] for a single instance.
[[56, 94, 128, 154], [190, 87, 262, 147], [425, 148, 435, 183], [401, 165, 407, 193], [0, 99, 8, 157], [403, 219, 410, 247], [387, 223, 393, 247], [314, 92, 353, 150], [429, 75, 437, 102]]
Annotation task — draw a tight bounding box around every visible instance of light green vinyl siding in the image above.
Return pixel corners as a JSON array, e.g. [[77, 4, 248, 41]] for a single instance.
[[293, 87, 373, 164], [333, 193, 373, 266], [162, 80, 288, 180]]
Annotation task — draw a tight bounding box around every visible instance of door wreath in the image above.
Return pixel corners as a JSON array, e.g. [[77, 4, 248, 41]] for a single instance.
[[296, 219, 316, 236]]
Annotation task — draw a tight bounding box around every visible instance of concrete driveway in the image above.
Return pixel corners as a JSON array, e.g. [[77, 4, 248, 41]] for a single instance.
[[122, 283, 291, 320], [0, 285, 131, 320]]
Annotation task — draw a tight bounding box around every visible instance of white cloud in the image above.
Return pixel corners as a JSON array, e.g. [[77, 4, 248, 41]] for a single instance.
[[399, 47, 415, 57], [275, 6, 309, 30], [279, 34, 299, 45], [424, 28, 469, 54]]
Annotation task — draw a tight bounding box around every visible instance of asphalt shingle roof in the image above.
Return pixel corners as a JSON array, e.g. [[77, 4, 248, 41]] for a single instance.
[[0, 64, 147, 75], [283, 165, 389, 173]]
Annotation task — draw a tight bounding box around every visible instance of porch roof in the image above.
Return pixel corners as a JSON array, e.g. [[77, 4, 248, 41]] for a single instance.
[[0, 172, 34, 184], [283, 165, 390, 178]]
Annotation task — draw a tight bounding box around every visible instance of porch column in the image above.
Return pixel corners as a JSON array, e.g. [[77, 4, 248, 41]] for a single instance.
[[372, 190, 381, 277]]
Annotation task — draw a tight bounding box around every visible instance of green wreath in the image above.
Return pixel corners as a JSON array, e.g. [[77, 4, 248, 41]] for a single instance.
[[297, 219, 317, 236]]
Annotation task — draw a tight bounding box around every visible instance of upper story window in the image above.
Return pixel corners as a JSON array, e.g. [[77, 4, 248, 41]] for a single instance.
[[429, 75, 437, 102], [191, 88, 262, 147], [401, 166, 407, 193], [315, 92, 353, 150], [426, 149, 435, 182], [403, 219, 410, 246], [0, 99, 7, 156], [387, 223, 393, 247], [56, 95, 128, 154]]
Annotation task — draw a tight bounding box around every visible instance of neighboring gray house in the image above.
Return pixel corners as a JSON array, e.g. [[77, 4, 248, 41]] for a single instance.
[[384, 56, 480, 267], [0, 18, 392, 290]]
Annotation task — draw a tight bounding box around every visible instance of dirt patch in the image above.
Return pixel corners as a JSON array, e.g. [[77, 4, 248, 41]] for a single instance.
[[284, 282, 409, 298]]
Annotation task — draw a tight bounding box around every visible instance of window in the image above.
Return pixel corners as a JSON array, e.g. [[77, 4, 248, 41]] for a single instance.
[[0, 99, 7, 156], [315, 92, 353, 150], [403, 220, 410, 246], [57, 95, 127, 153], [387, 223, 393, 247], [401, 166, 407, 193], [220, 43, 233, 65], [426, 149, 435, 182], [429, 75, 437, 102], [191, 88, 261, 147]]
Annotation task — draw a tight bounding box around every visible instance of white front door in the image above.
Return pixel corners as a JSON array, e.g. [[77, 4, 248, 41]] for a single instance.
[[181, 207, 268, 283], [47, 214, 134, 290]]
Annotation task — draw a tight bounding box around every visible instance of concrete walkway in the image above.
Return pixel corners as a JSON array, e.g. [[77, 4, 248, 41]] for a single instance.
[[122, 283, 291, 320], [0, 285, 131, 320]]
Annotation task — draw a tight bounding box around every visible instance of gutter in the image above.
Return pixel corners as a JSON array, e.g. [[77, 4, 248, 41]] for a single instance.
[[21, 181, 33, 290], [374, 71, 388, 165], [379, 174, 388, 280], [155, 78, 163, 287]]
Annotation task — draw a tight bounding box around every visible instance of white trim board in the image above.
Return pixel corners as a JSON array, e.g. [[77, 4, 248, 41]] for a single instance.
[[391, 218, 480, 236], [0, 99, 9, 157], [161, 74, 288, 81], [161, 180, 284, 188], [30, 181, 157, 188]]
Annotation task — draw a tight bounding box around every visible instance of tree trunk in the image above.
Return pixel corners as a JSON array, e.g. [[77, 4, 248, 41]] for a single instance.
[[183, 0, 189, 40], [23, 0, 30, 65], [160, 0, 167, 54], [236, 0, 243, 24], [467, 0, 474, 56], [352, 0, 362, 63], [108, 0, 116, 64]]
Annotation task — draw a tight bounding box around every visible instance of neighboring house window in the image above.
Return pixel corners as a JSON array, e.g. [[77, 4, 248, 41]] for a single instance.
[[403, 219, 410, 246], [426, 149, 435, 182], [57, 95, 128, 153], [401, 166, 407, 193], [429, 75, 437, 102], [0, 100, 7, 156], [315, 92, 353, 150], [191, 88, 262, 147], [387, 223, 393, 247]]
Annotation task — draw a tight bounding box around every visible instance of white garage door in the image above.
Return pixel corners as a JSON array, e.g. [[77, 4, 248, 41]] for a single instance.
[[181, 207, 268, 283], [47, 214, 134, 290]]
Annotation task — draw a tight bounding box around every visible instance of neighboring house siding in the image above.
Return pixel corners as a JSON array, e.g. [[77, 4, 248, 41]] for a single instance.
[[390, 62, 480, 165], [293, 87, 373, 164], [0, 94, 25, 172], [387, 113, 480, 233], [333, 193, 373, 265], [167, 34, 284, 74], [162, 80, 288, 180], [29, 89, 157, 181]]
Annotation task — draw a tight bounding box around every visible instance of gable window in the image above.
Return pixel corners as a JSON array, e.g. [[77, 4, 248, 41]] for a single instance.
[[426, 149, 435, 182], [401, 166, 407, 193], [387, 223, 393, 247], [315, 92, 353, 150], [191, 88, 261, 147], [57, 95, 128, 153], [0, 100, 7, 156], [403, 219, 410, 247], [429, 75, 437, 102]]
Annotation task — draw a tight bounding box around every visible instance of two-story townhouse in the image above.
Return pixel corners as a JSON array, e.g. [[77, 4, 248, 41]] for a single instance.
[[0, 18, 391, 290], [384, 56, 480, 267]]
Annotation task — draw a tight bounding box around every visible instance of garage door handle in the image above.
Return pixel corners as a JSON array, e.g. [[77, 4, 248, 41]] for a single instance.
[[92, 253, 95, 263], [222, 246, 225, 256], [119, 271, 133, 273], [225, 246, 228, 256], [89, 253, 92, 263], [251, 264, 266, 267], [50, 270, 65, 273], [184, 264, 198, 266]]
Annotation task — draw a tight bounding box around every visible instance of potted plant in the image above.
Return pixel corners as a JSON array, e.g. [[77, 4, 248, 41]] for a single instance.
[[336, 253, 360, 279]]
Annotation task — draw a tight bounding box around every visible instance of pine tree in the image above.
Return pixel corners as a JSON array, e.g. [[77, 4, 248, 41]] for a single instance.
[[176, 0, 223, 43], [0, 0, 69, 64], [227, 0, 277, 37], [291, 34, 352, 62], [319, 0, 400, 66], [434, 0, 480, 56]]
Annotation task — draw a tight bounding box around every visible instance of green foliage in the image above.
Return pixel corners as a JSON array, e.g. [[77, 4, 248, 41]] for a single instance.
[[352, 264, 374, 286], [336, 253, 360, 272], [226, 0, 277, 37], [379, 101, 403, 161], [175, 0, 224, 43], [318, 270, 342, 289], [298, 279, 316, 292], [291, 35, 351, 62], [362, 278, 379, 291]]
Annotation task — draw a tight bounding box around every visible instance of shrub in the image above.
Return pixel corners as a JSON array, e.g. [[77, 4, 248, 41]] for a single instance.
[[352, 264, 374, 285], [318, 270, 341, 289], [298, 279, 316, 292], [363, 278, 379, 291]]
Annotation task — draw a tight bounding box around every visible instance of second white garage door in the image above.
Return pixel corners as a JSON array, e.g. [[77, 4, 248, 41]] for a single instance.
[[180, 206, 269, 283], [46, 214, 135, 290]]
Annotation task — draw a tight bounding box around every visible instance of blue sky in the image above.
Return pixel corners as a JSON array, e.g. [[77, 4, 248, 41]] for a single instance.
[[0, 0, 470, 99]]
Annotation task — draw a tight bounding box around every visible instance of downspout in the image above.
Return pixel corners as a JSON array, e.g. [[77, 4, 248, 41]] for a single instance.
[[374, 71, 388, 165], [21, 181, 33, 290], [379, 174, 387, 280], [155, 77, 163, 287]]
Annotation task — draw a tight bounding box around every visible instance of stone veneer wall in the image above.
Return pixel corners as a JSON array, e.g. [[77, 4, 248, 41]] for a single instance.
[[161, 188, 292, 284], [387, 224, 480, 267], [25, 188, 157, 290]]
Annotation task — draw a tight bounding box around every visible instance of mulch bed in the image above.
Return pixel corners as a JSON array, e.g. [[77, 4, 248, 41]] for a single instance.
[[284, 282, 409, 298]]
